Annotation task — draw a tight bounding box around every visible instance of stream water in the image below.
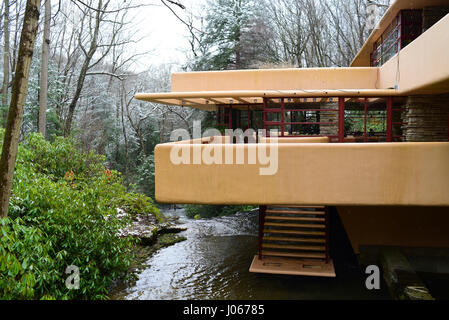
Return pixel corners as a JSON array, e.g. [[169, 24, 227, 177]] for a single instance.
[[111, 208, 390, 300]]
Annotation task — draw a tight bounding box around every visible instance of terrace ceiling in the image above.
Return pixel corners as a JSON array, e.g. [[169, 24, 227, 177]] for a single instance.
[[134, 90, 398, 111]]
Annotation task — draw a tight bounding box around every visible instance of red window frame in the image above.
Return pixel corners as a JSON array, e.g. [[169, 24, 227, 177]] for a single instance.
[[370, 9, 422, 67]]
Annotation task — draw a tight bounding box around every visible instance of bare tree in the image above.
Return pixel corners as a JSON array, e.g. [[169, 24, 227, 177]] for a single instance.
[[2, 0, 10, 122], [124, 88, 150, 156], [261, 0, 392, 68], [265, 0, 310, 67], [63, 0, 133, 136], [38, 0, 50, 135], [63, 0, 103, 136], [0, 0, 41, 217], [9, 0, 26, 77]]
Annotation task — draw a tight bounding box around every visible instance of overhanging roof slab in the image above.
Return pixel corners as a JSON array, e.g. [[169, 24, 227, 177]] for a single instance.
[[171, 67, 380, 92], [351, 0, 449, 67]]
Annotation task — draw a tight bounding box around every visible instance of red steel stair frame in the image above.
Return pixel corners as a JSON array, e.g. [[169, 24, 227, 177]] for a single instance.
[[258, 205, 331, 264]]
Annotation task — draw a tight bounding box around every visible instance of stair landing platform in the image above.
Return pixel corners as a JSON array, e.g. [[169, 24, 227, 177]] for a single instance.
[[249, 255, 336, 277]]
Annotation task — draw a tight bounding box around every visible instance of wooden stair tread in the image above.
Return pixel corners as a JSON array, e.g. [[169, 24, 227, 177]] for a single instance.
[[263, 243, 325, 251], [249, 256, 336, 277], [262, 250, 326, 259], [265, 222, 325, 229], [266, 210, 325, 215], [263, 236, 325, 243], [270, 205, 325, 209], [265, 216, 325, 222], [264, 229, 325, 236], [258, 205, 330, 271]]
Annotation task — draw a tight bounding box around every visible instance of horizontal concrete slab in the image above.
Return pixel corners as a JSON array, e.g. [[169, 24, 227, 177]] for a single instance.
[[154, 140, 449, 206], [171, 68, 379, 92]]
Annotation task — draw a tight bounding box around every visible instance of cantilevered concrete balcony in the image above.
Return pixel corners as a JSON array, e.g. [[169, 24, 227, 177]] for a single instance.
[[138, 0, 449, 261], [154, 137, 449, 207], [141, 0, 449, 208]]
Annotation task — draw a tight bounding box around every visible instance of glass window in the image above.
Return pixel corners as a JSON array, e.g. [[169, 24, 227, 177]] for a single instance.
[[370, 10, 422, 66]]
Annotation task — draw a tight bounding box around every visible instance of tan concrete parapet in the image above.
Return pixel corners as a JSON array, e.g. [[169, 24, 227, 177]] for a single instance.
[[171, 67, 379, 92], [154, 140, 449, 206], [259, 137, 329, 144], [379, 13, 449, 94]]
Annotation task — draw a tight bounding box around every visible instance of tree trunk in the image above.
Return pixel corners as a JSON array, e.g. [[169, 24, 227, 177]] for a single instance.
[[0, 0, 41, 218], [63, 0, 102, 137], [120, 100, 129, 175], [38, 0, 51, 136], [2, 0, 10, 125]]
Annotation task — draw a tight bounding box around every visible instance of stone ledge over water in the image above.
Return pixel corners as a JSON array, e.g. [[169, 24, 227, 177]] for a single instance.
[[117, 208, 187, 245]]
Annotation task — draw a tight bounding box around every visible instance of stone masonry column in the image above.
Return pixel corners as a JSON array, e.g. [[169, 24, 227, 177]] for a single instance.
[[320, 102, 338, 137], [403, 95, 449, 142]]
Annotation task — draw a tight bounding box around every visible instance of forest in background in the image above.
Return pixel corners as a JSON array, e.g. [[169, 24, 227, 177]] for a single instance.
[[0, 0, 391, 201], [0, 0, 394, 299]]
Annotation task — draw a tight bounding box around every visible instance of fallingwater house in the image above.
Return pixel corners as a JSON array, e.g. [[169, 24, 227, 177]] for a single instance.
[[136, 0, 449, 278]]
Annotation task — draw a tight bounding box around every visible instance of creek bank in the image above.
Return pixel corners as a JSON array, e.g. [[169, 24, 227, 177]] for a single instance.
[[110, 209, 187, 293], [118, 208, 187, 245]]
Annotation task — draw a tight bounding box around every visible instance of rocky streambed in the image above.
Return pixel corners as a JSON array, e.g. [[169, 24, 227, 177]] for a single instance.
[[118, 208, 187, 246], [109, 207, 187, 294], [111, 207, 392, 300]]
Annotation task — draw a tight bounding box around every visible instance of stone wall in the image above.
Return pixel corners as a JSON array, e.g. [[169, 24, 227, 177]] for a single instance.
[[403, 95, 449, 142], [319, 103, 338, 136]]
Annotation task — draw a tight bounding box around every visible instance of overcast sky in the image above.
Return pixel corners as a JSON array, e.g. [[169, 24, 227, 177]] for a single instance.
[[130, 0, 203, 71]]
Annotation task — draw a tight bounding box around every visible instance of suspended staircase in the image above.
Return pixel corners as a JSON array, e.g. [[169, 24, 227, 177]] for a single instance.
[[249, 205, 336, 277]]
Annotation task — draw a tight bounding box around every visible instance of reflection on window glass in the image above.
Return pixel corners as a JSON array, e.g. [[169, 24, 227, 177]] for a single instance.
[[370, 9, 422, 67]]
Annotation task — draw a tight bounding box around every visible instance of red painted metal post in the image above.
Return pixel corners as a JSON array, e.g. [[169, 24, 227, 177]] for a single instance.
[[291, 110, 295, 135], [386, 96, 393, 142], [325, 206, 330, 264], [229, 104, 233, 130], [225, 106, 228, 126], [338, 97, 345, 142], [263, 98, 268, 136], [237, 110, 241, 129], [400, 11, 404, 49], [364, 98, 368, 143], [220, 106, 224, 126], [217, 106, 219, 126], [221, 106, 224, 125], [263, 98, 267, 128], [248, 108, 251, 128], [281, 98, 285, 137], [258, 205, 267, 260]]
